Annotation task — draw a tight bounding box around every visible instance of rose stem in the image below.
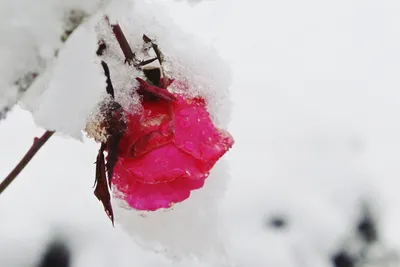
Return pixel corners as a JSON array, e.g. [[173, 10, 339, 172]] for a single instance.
[[0, 130, 54, 195]]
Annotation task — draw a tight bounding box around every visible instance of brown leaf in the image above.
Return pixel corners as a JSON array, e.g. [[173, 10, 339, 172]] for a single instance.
[[143, 67, 161, 86], [100, 61, 115, 98], [105, 133, 122, 186], [142, 34, 168, 88], [94, 144, 114, 225], [138, 57, 158, 67], [92, 102, 124, 225], [142, 34, 152, 43], [103, 101, 126, 185], [142, 34, 164, 63]]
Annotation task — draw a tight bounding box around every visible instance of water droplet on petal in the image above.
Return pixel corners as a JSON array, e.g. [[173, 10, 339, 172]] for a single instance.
[[184, 141, 194, 151], [179, 119, 191, 128], [180, 109, 190, 117], [199, 109, 207, 116]]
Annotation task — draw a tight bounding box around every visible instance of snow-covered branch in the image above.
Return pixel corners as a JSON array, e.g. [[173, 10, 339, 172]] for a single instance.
[[0, 0, 109, 120]]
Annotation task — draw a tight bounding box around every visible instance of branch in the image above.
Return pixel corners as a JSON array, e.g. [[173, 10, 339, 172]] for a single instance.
[[0, 10, 89, 121], [143, 34, 164, 65], [111, 24, 136, 64], [0, 130, 54, 195]]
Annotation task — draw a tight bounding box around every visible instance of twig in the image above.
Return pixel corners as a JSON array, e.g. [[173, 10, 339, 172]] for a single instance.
[[138, 57, 158, 67], [109, 22, 168, 89], [111, 24, 136, 64], [143, 34, 168, 88], [143, 34, 164, 65], [0, 130, 54, 195], [110, 24, 162, 70]]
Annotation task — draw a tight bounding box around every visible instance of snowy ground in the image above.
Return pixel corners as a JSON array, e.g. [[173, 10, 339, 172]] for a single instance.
[[1, 0, 400, 266]]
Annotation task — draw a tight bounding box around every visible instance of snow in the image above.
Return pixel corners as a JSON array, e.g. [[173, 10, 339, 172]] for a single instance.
[[2, 0, 400, 266], [28, 17, 106, 140], [0, 0, 108, 120], [113, 160, 230, 260]]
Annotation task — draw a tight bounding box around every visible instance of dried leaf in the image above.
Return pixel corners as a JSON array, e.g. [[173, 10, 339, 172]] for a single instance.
[[103, 101, 126, 185], [143, 67, 161, 86], [138, 57, 158, 67], [142, 34, 152, 43], [100, 61, 115, 98], [94, 145, 114, 225], [93, 102, 125, 225], [142, 34, 164, 64], [142, 34, 167, 88], [106, 134, 121, 185]]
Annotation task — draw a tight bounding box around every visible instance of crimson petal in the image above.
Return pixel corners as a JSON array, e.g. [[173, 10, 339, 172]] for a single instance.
[[136, 77, 177, 102]]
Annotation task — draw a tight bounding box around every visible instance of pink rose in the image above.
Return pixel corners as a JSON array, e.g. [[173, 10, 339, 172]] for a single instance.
[[112, 79, 234, 211]]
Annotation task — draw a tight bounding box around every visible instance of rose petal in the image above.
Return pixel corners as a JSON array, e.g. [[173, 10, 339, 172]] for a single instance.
[[172, 95, 234, 163], [124, 178, 205, 211], [112, 84, 234, 211], [131, 124, 173, 157], [118, 99, 172, 157], [113, 144, 207, 185]]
